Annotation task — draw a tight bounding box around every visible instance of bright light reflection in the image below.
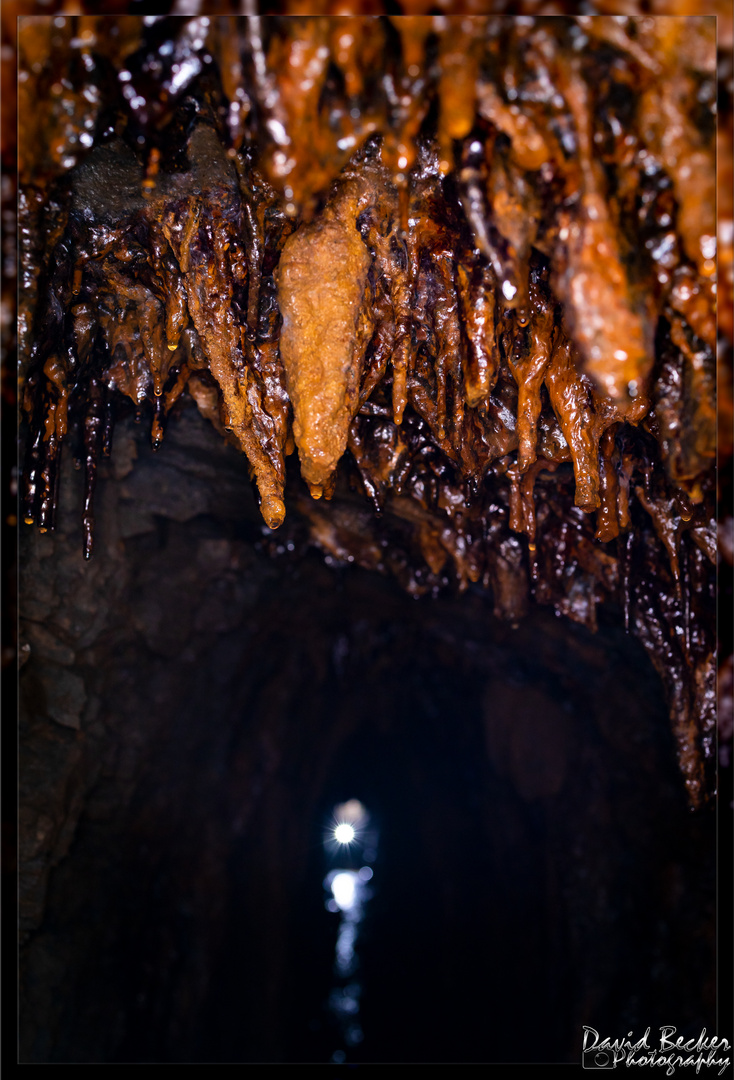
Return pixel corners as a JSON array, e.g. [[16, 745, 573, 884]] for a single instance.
[[331, 871, 358, 912], [336, 921, 357, 974], [334, 823, 355, 844], [322, 799, 378, 1060], [324, 798, 368, 851]]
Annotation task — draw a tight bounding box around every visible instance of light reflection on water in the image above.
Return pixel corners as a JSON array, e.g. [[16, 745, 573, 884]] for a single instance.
[[331, 871, 358, 912], [335, 918, 358, 976], [322, 798, 377, 1063]]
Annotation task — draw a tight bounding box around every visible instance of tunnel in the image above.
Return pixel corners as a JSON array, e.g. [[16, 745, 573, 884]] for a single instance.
[[19, 408, 717, 1063], [13, 7, 728, 1066]]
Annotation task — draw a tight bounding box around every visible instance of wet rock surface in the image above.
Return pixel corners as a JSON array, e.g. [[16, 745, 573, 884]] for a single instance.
[[17, 14, 720, 806], [19, 408, 715, 1063], [13, 8, 728, 1064]]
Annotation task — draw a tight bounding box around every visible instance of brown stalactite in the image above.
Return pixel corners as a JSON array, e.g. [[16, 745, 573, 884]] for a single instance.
[[17, 13, 722, 806], [276, 160, 376, 492]]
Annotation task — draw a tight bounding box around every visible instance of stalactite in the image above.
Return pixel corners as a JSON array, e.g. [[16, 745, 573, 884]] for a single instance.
[[18, 12, 719, 805]]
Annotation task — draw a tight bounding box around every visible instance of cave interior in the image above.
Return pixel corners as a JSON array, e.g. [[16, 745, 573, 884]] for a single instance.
[[15, 10, 726, 1065], [19, 409, 716, 1064]]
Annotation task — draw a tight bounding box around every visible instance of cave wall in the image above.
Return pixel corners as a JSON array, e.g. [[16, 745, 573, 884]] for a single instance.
[[19, 408, 715, 1063]]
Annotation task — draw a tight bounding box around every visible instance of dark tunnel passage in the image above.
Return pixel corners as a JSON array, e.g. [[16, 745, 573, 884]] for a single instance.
[[19, 407, 715, 1064]]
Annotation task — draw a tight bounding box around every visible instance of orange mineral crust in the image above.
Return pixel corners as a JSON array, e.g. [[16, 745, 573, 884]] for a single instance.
[[277, 167, 374, 494], [19, 14, 720, 805]]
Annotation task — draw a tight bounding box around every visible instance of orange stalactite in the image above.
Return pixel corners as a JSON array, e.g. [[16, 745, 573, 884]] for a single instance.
[[16, 12, 721, 806]]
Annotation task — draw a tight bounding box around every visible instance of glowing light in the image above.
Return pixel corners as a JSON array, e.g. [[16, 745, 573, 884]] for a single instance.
[[331, 871, 357, 911], [334, 823, 355, 844], [325, 798, 368, 848]]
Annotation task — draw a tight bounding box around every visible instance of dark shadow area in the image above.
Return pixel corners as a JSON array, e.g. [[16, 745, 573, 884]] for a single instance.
[[19, 409, 715, 1063]]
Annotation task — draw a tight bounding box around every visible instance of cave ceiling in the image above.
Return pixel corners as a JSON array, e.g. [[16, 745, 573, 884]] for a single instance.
[[13, 7, 730, 815]]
